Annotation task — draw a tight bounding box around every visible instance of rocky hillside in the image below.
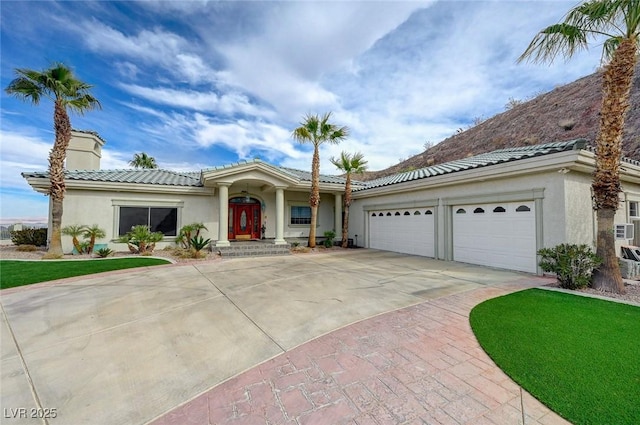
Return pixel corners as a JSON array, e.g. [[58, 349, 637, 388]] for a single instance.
[[362, 62, 640, 180]]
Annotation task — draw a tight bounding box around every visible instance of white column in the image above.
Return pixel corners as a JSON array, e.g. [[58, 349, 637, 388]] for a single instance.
[[274, 187, 287, 245], [334, 193, 342, 236], [216, 183, 231, 247]]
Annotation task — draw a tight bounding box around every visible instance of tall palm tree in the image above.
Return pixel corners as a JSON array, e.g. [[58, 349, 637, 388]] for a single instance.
[[331, 151, 368, 248], [5, 63, 101, 258], [292, 112, 349, 248], [129, 152, 158, 169], [518, 0, 639, 294]]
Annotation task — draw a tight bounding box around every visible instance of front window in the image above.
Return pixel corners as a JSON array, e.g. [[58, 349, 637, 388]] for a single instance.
[[119, 207, 177, 236], [290, 205, 312, 225], [630, 201, 639, 218]]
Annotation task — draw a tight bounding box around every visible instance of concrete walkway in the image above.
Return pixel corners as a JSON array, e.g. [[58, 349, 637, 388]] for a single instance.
[[1, 250, 567, 425]]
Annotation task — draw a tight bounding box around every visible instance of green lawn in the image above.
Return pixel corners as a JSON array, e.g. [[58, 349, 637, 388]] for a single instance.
[[470, 288, 640, 425], [0, 258, 171, 289]]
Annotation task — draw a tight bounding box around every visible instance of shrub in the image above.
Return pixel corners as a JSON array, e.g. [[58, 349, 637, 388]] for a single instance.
[[82, 224, 106, 254], [10, 228, 47, 246], [538, 244, 602, 289], [62, 224, 87, 253], [76, 241, 90, 255], [16, 244, 37, 252], [175, 223, 207, 249], [95, 247, 113, 258], [190, 235, 211, 258], [323, 230, 336, 248], [119, 225, 164, 254]]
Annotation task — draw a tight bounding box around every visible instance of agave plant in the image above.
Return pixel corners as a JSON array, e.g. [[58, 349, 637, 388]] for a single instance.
[[190, 235, 211, 258]]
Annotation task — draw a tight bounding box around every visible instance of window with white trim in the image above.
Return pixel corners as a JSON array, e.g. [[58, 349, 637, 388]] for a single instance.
[[290, 205, 312, 225], [630, 201, 639, 218], [118, 207, 177, 236]]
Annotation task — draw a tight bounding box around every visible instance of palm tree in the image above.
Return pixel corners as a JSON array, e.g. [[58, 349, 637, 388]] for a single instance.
[[330, 151, 368, 248], [61, 224, 87, 254], [82, 224, 106, 254], [5, 63, 101, 258], [518, 0, 639, 294], [292, 112, 350, 248], [129, 152, 158, 169]]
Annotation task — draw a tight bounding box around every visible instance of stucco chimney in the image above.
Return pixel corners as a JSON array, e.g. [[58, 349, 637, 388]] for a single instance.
[[66, 129, 105, 170]]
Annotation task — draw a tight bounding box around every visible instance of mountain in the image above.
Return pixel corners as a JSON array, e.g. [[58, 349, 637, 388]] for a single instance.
[[361, 63, 640, 181]]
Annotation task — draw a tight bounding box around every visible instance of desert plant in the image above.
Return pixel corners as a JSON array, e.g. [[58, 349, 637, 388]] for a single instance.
[[190, 235, 211, 258], [78, 241, 90, 255], [5, 63, 101, 258], [82, 224, 106, 254], [119, 225, 163, 254], [323, 230, 336, 248], [175, 223, 207, 249], [291, 112, 349, 248], [95, 247, 113, 258], [538, 244, 602, 289], [10, 228, 47, 247], [62, 224, 87, 253]]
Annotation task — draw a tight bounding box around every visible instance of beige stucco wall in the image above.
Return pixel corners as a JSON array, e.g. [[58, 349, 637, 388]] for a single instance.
[[350, 170, 568, 257], [350, 166, 640, 264], [59, 185, 341, 252], [61, 189, 216, 253]]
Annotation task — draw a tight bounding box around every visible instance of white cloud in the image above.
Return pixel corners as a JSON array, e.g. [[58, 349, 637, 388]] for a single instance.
[[77, 20, 222, 84], [119, 83, 273, 118], [191, 114, 300, 161], [216, 2, 427, 115]]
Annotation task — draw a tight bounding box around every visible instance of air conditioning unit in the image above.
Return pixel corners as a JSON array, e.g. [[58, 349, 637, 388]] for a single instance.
[[615, 223, 634, 240]]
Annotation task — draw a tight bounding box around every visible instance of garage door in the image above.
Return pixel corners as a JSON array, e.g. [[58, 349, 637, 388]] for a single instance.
[[453, 202, 536, 273], [369, 208, 435, 257]]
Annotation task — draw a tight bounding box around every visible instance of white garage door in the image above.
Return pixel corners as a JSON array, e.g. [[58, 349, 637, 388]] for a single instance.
[[453, 202, 536, 273], [369, 208, 435, 257]]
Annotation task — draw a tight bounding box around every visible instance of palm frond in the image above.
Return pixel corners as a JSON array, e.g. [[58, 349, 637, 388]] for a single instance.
[[519, 0, 640, 64]]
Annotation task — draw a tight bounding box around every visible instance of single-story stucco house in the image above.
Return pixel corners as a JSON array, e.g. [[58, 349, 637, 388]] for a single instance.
[[22, 130, 640, 274]]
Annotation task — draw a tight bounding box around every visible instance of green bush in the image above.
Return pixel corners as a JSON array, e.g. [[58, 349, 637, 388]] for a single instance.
[[190, 235, 211, 258], [175, 223, 207, 249], [323, 230, 336, 248], [95, 247, 113, 258], [10, 228, 47, 246], [119, 225, 163, 254], [538, 244, 602, 289]]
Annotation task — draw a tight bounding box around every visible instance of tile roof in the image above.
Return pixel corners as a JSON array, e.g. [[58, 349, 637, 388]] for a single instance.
[[358, 139, 588, 191], [21, 169, 203, 187], [202, 159, 354, 185], [22, 139, 596, 190]]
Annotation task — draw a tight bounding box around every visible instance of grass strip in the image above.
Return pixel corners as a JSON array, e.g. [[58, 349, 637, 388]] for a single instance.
[[0, 258, 171, 289], [470, 288, 640, 425]]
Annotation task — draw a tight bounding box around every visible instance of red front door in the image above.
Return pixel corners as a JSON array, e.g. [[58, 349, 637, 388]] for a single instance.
[[229, 201, 261, 240]]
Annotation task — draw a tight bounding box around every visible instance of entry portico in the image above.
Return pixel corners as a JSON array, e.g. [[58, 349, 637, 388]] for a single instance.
[[201, 160, 349, 247]]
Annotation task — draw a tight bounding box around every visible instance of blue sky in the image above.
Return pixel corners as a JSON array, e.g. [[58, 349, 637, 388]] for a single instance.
[[1, 1, 603, 225]]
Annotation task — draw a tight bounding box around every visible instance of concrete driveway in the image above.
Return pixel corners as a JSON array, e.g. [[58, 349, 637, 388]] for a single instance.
[[1, 249, 546, 425]]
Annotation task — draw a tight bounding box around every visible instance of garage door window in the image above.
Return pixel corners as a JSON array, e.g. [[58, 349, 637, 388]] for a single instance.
[[456, 208, 466, 214], [493, 206, 506, 213], [425, 210, 433, 215], [516, 205, 531, 212], [414, 211, 421, 215], [474, 208, 485, 214]]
